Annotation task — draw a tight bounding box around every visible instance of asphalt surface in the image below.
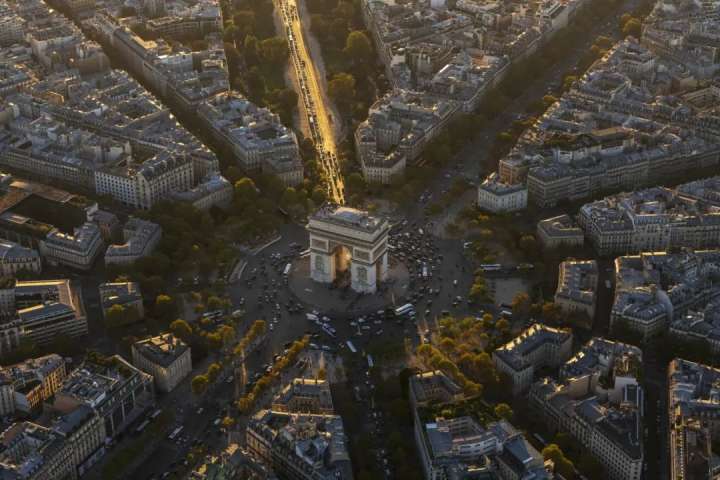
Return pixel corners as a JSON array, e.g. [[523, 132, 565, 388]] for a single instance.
[[277, 0, 345, 203]]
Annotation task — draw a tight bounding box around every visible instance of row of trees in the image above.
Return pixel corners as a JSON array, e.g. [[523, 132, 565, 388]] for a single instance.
[[416, 314, 514, 401], [236, 336, 309, 412]]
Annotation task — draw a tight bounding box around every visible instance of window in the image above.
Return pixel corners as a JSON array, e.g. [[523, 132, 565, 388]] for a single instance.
[[314, 255, 325, 273], [356, 266, 367, 283]]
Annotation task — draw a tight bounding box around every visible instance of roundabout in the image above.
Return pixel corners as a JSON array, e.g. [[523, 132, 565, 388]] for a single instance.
[[287, 254, 410, 317]]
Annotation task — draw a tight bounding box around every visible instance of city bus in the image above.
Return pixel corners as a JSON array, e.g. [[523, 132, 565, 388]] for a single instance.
[[394, 303, 414, 317], [135, 420, 150, 435], [168, 426, 183, 441], [149, 408, 162, 420], [346, 340, 357, 353], [480, 264, 502, 272], [283, 263, 292, 276]]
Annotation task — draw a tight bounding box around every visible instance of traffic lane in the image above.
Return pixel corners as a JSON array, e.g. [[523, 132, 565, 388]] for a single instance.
[[132, 383, 232, 479]]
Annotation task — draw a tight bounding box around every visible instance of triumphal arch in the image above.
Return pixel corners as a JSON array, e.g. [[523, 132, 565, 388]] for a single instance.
[[307, 206, 390, 293]]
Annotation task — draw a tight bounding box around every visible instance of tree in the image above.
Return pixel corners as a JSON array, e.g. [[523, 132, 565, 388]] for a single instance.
[[217, 324, 236, 346], [259, 37, 289, 65], [232, 11, 256, 39], [154, 294, 176, 320], [511, 292, 532, 319], [542, 95, 557, 108], [496, 318, 510, 333], [542, 302, 562, 324], [542, 444, 575, 479], [344, 30, 373, 65], [207, 363, 221, 382], [622, 17, 641, 38], [243, 34, 260, 66], [207, 296, 224, 311], [105, 304, 127, 327], [234, 177, 259, 202], [246, 66, 266, 101], [207, 332, 223, 351], [311, 186, 327, 204], [191, 375, 209, 395], [221, 416, 236, 429], [328, 73, 356, 104], [170, 319, 193, 341], [346, 172, 366, 195], [494, 403, 513, 420], [518, 234, 539, 259], [496, 131, 514, 144]]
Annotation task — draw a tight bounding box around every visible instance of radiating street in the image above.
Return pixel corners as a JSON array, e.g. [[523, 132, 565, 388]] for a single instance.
[[277, 0, 345, 203]]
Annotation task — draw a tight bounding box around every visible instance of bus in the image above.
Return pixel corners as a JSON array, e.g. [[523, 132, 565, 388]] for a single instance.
[[480, 264, 502, 272], [346, 340, 357, 353], [135, 420, 150, 435], [394, 303, 414, 317], [149, 409, 162, 420], [322, 325, 336, 338], [283, 263, 292, 276], [168, 426, 183, 441], [202, 310, 223, 320]]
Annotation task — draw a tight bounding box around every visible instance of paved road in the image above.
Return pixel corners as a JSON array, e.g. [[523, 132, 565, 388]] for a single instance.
[[277, 0, 345, 203], [405, 0, 643, 225]]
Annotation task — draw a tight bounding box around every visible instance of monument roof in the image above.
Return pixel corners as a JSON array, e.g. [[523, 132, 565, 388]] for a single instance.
[[312, 206, 386, 233]]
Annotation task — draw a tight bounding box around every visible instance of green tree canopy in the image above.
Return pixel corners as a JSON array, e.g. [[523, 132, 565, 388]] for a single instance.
[[344, 30, 373, 65], [191, 375, 209, 395], [494, 403, 513, 420], [260, 37, 289, 65], [170, 319, 192, 341], [542, 444, 575, 479], [328, 73, 356, 103], [154, 294, 176, 320]]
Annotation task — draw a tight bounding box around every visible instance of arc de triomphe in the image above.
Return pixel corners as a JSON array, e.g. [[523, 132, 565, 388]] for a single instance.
[[307, 206, 390, 293]]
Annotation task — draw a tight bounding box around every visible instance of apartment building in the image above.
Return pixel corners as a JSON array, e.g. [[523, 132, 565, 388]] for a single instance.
[[484, 30, 720, 209], [0, 239, 41, 276], [492, 324, 573, 395], [578, 181, 720, 256], [53, 354, 154, 439], [612, 250, 720, 340], [355, 91, 457, 183], [98, 282, 144, 325], [170, 173, 233, 211], [0, 353, 67, 416], [39, 222, 103, 271], [477, 173, 528, 213], [197, 92, 303, 186], [132, 333, 191, 393], [105, 217, 161, 265], [0, 5, 24, 48], [554, 260, 598, 319], [271, 378, 334, 415], [529, 338, 643, 480], [668, 359, 720, 480], [0, 406, 105, 480], [408, 371, 551, 479], [0, 279, 88, 350], [536, 215, 584, 250], [246, 410, 353, 480]]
